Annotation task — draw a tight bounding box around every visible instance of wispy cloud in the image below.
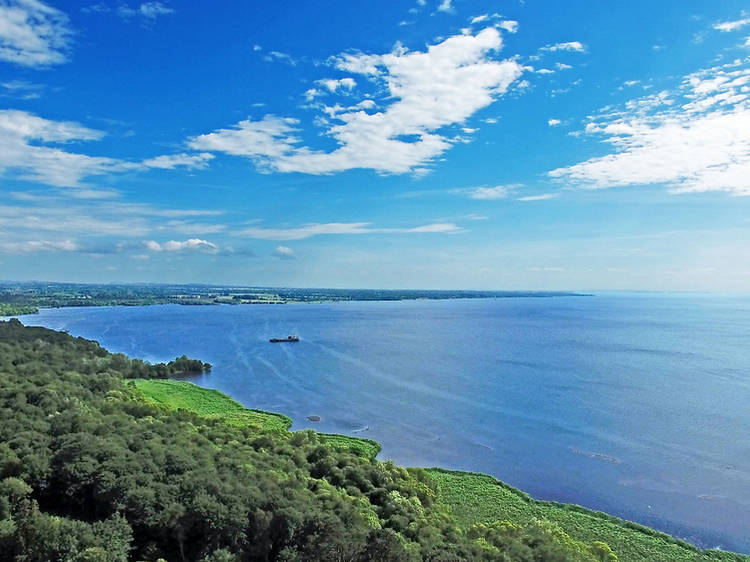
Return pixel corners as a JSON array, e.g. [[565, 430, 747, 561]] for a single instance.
[[263, 50, 296, 65], [1, 79, 44, 99], [0, 196, 225, 256], [0, 0, 72, 67], [116, 2, 174, 20], [541, 41, 587, 53], [713, 17, 750, 32], [0, 239, 77, 254], [517, 193, 559, 201], [547, 118, 561, 126], [462, 185, 512, 200], [0, 110, 213, 187], [239, 222, 462, 240], [549, 61, 750, 195], [189, 28, 523, 175], [141, 153, 214, 170]]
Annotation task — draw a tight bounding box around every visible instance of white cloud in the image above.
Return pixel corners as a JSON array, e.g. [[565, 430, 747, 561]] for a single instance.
[[517, 193, 559, 201], [146, 238, 218, 253], [138, 2, 173, 18], [549, 61, 750, 195], [713, 17, 750, 32], [498, 20, 518, 34], [0, 0, 72, 67], [0, 110, 213, 187], [263, 50, 296, 65], [469, 13, 517, 33], [116, 2, 174, 20], [0, 198, 224, 239], [141, 152, 214, 170], [190, 28, 523, 175], [541, 41, 587, 53], [437, 0, 452, 12], [466, 185, 511, 200], [239, 221, 462, 240], [272, 245, 295, 259], [536, 68, 555, 74], [548, 118, 561, 126], [556, 62, 572, 70], [1, 79, 43, 99], [317, 77, 356, 92], [0, 239, 77, 253]]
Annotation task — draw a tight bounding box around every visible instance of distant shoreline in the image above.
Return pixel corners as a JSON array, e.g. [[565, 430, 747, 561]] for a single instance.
[[0, 281, 591, 317]]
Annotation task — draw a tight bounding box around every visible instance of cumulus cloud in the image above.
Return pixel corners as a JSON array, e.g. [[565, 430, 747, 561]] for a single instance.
[[0, 110, 213, 187], [317, 77, 356, 92], [0, 0, 72, 67], [713, 17, 750, 32], [145, 238, 218, 253], [549, 61, 750, 195], [548, 118, 561, 126], [498, 20, 518, 34], [541, 41, 587, 53], [272, 245, 295, 259], [437, 0, 452, 13], [239, 222, 462, 240], [189, 28, 523, 175]]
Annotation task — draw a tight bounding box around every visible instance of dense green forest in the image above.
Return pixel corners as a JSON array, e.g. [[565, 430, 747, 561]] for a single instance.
[[0, 319, 744, 561]]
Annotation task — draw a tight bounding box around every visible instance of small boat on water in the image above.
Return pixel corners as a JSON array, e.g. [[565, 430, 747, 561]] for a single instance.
[[269, 335, 299, 343]]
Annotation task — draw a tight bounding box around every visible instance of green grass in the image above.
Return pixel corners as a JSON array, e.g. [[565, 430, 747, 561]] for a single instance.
[[132, 379, 292, 433], [426, 468, 746, 562], [132, 379, 380, 459], [318, 433, 381, 460]]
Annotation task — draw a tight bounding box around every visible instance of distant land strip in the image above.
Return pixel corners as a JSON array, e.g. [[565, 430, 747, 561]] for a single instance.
[[0, 281, 590, 316]]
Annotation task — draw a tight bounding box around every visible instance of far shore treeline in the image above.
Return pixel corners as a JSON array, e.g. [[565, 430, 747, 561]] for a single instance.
[[0, 281, 589, 317], [0, 319, 744, 561]]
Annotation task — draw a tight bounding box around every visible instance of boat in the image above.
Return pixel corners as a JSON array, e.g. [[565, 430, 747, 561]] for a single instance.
[[269, 335, 299, 343]]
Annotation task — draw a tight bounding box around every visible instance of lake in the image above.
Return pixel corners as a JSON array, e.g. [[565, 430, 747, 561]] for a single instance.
[[19, 293, 750, 553]]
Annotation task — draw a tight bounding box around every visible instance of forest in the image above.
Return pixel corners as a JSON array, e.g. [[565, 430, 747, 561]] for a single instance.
[[0, 319, 744, 561]]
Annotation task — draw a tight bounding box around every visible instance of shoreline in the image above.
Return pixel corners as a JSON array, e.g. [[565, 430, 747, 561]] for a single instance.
[[135, 377, 746, 561]]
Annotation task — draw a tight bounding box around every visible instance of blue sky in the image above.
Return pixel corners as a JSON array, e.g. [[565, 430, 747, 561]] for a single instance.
[[1, 0, 750, 290]]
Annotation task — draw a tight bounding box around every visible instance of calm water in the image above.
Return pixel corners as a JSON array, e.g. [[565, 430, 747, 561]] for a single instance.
[[17, 294, 750, 553]]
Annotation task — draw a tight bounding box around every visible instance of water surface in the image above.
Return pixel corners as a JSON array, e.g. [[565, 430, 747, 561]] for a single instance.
[[20, 294, 750, 553]]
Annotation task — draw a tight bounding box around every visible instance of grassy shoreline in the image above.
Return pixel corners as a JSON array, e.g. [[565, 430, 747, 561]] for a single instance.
[[132, 378, 746, 562]]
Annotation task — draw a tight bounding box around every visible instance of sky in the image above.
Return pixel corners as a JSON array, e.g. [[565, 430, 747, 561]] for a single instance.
[[1, 0, 750, 291]]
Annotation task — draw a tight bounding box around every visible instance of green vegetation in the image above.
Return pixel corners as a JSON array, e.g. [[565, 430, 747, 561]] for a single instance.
[[0, 303, 38, 316], [427, 469, 745, 562], [133, 379, 292, 433], [132, 379, 381, 459], [318, 433, 382, 460], [0, 318, 743, 561]]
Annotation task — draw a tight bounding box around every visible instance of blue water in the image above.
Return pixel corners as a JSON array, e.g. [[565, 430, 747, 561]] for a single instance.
[[17, 294, 750, 553]]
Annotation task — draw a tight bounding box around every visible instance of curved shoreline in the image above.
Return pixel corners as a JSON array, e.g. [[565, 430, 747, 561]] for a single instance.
[[134, 378, 746, 562]]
